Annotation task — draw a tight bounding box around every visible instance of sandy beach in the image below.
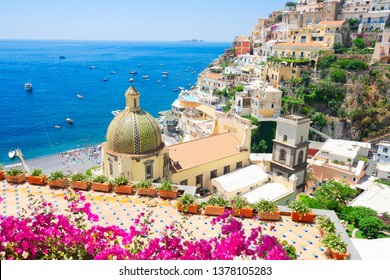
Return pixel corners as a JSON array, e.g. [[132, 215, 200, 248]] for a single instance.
[[4, 134, 179, 175]]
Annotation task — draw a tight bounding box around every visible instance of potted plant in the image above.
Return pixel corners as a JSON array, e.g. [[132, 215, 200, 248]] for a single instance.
[[111, 175, 133, 195], [203, 196, 229, 216], [289, 200, 315, 223], [47, 171, 68, 188], [0, 164, 5, 181], [321, 232, 349, 260], [70, 172, 90, 191], [158, 180, 178, 199], [315, 215, 336, 237], [253, 199, 280, 221], [231, 196, 253, 218], [135, 180, 157, 197], [5, 167, 26, 184], [177, 193, 198, 214], [27, 168, 46, 185], [91, 175, 111, 192]]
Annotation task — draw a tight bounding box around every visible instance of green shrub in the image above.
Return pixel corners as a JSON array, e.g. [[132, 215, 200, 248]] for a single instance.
[[330, 68, 347, 83], [289, 200, 312, 215], [231, 196, 252, 209], [110, 175, 129, 186], [177, 193, 198, 211], [71, 172, 88, 182], [358, 216, 385, 239], [157, 180, 174, 191], [322, 232, 348, 254], [92, 175, 109, 184], [31, 168, 44, 177], [252, 199, 278, 213], [47, 171, 66, 181], [204, 196, 229, 207], [315, 215, 336, 235], [5, 167, 24, 176], [135, 180, 153, 189]]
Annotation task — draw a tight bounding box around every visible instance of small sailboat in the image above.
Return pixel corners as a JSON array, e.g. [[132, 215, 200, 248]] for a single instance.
[[129, 78, 134, 83], [66, 118, 73, 124], [77, 94, 84, 99], [8, 150, 16, 159], [54, 125, 61, 129]]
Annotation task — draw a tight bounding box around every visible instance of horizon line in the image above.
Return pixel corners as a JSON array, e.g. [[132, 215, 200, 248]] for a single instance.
[[0, 38, 233, 44]]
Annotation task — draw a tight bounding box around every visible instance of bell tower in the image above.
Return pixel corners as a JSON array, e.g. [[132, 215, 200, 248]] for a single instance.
[[270, 114, 311, 192]]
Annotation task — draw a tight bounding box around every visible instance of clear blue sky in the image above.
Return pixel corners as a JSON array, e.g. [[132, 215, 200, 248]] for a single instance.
[[0, 0, 288, 42]]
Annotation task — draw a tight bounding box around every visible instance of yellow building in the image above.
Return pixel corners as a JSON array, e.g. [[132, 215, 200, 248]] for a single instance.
[[265, 42, 334, 87], [102, 86, 252, 192], [289, 20, 349, 48]]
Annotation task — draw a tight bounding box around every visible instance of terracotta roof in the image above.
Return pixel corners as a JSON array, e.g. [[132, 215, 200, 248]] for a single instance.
[[274, 42, 325, 48], [169, 133, 242, 172], [317, 20, 346, 25]]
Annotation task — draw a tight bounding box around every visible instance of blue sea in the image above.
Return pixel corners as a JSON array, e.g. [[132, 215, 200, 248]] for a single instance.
[[0, 40, 229, 164]]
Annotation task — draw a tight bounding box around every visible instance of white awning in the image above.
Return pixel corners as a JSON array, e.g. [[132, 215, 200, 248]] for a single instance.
[[243, 182, 291, 203], [211, 165, 269, 199]]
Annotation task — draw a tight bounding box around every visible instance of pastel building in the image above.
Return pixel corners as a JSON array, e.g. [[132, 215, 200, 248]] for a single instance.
[[359, 0, 390, 32], [373, 141, 390, 179], [233, 35, 251, 56], [371, 29, 390, 64], [311, 139, 371, 185]]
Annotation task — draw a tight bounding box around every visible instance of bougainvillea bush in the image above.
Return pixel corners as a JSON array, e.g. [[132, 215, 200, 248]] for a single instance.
[[0, 191, 293, 260]]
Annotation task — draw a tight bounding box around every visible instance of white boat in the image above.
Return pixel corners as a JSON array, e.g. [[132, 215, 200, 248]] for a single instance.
[[142, 75, 149, 79], [54, 125, 61, 129], [162, 71, 169, 75], [179, 87, 184, 90], [129, 70, 137, 74], [24, 82, 33, 92], [110, 71, 116, 74], [112, 110, 121, 116], [66, 118, 73, 124], [129, 78, 134, 83], [8, 150, 16, 159], [162, 74, 168, 78], [156, 80, 162, 83], [89, 66, 96, 69], [77, 94, 84, 99], [103, 78, 109, 81], [172, 88, 179, 92]]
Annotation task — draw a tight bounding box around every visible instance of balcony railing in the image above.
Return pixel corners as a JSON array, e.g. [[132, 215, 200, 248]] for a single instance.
[[361, 19, 385, 24]]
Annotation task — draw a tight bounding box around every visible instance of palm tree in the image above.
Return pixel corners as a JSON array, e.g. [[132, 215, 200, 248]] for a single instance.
[[305, 170, 318, 191]]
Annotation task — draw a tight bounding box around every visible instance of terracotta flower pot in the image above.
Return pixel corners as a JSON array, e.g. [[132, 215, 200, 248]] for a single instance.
[[137, 187, 157, 197], [204, 205, 225, 216], [114, 185, 134, 195], [48, 179, 68, 188], [0, 170, 4, 181], [159, 189, 178, 199], [71, 181, 90, 190], [91, 182, 111, 192], [27, 175, 46, 186], [291, 211, 315, 223], [177, 204, 198, 214], [258, 211, 281, 221], [5, 173, 26, 184], [330, 249, 349, 260], [233, 208, 253, 218]]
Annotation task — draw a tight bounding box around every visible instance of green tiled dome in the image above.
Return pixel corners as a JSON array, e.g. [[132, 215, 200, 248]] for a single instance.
[[106, 87, 162, 154]]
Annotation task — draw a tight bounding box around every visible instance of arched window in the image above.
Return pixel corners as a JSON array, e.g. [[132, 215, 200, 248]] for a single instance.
[[298, 150, 304, 165], [384, 147, 388, 153], [283, 135, 288, 142], [279, 149, 286, 162]]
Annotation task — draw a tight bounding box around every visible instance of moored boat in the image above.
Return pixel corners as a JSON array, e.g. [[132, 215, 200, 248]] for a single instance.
[[8, 150, 16, 159], [89, 66, 96, 69], [54, 125, 61, 129], [24, 82, 33, 92], [103, 78, 109, 81], [77, 94, 84, 99], [112, 110, 121, 116], [129, 78, 134, 83], [59, 56, 66, 59], [66, 118, 73, 124], [129, 70, 137, 74], [142, 75, 149, 79]]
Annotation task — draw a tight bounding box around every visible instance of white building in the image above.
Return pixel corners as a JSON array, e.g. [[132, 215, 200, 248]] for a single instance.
[[373, 141, 390, 179]]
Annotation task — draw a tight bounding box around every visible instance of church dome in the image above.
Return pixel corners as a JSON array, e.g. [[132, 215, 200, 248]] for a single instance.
[[106, 86, 163, 155]]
